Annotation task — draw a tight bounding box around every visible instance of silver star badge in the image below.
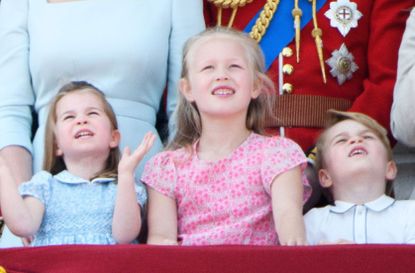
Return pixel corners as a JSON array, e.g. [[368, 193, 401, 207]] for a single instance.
[[326, 43, 358, 85], [325, 0, 362, 37]]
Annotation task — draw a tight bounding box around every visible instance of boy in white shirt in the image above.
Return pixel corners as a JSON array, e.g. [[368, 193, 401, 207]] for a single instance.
[[305, 110, 415, 244]]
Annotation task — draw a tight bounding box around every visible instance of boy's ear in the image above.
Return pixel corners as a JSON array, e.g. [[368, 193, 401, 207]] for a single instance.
[[318, 169, 333, 188], [385, 160, 398, 181], [109, 129, 121, 148], [179, 78, 194, 102]]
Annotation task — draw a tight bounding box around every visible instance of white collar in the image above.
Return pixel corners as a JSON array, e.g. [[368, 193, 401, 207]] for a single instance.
[[330, 195, 395, 214], [54, 170, 116, 184]]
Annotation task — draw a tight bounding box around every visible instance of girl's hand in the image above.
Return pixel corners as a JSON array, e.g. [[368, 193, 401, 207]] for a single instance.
[[113, 132, 154, 243], [280, 237, 308, 246], [118, 132, 155, 175]]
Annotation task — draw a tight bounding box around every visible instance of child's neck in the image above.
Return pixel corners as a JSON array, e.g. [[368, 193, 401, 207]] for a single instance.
[[333, 175, 386, 205], [64, 155, 107, 181], [198, 119, 251, 161]]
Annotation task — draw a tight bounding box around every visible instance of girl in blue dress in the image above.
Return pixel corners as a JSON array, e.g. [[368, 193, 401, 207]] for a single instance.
[[0, 81, 154, 246]]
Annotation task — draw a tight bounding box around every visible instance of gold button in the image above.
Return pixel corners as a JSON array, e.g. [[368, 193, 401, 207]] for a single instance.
[[282, 83, 293, 94], [282, 47, 293, 58], [282, 64, 294, 75]]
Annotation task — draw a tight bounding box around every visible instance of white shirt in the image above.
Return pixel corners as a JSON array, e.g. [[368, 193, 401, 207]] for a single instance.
[[305, 195, 415, 244]]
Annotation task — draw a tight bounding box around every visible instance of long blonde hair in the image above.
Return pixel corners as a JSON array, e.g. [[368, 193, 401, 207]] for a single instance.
[[43, 81, 120, 179], [169, 27, 276, 150]]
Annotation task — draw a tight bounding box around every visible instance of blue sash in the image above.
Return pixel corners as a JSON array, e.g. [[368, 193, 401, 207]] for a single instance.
[[244, 0, 327, 70]]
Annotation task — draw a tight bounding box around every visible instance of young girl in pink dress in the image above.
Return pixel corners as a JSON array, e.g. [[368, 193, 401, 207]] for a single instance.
[[142, 27, 310, 246]]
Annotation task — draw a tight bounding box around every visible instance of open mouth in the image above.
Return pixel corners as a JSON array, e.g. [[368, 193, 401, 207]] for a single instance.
[[211, 87, 235, 96], [348, 147, 367, 157], [75, 129, 94, 139]]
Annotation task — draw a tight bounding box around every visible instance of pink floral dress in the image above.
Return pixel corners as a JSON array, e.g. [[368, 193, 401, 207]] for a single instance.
[[142, 133, 310, 245]]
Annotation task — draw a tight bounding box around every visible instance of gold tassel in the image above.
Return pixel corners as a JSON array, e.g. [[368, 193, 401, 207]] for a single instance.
[[217, 6, 223, 26], [311, 0, 327, 83], [228, 7, 239, 28], [209, 0, 254, 28], [292, 0, 302, 63]]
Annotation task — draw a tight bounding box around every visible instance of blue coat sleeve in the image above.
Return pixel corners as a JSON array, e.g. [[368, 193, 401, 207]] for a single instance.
[[0, 0, 35, 153], [167, 0, 205, 136]]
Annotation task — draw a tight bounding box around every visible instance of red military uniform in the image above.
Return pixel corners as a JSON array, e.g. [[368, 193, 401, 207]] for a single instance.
[[204, 0, 413, 152]]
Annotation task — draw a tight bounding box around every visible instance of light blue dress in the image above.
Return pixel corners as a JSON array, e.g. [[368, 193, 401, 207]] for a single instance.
[[0, 0, 205, 177], [18, 170, 147, 246]]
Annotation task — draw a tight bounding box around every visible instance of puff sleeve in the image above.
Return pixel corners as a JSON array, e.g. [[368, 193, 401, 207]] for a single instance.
[[19, 171, 52, 204], [261, 137, 310, 201], [141, 151, 178, 199]]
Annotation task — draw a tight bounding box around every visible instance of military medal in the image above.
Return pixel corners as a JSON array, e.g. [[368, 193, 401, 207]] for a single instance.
[[324, 0, 362, 37], [326, 43, 358, 85]]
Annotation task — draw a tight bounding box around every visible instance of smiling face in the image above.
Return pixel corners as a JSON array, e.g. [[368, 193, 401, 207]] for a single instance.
[[318, 119, 396, 198], [180, 34, 261, 120], [53, 89, 120, 161]]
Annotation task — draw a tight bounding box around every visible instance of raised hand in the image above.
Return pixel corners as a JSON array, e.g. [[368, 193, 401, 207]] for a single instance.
[[118, 132, 155, 176], [113, 132, 155, 243]]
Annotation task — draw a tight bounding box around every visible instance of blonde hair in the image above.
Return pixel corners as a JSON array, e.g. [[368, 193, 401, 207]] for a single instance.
[[169, 27, 276, 150], [43, 81, 120, 179], [316, 110, 394, 198]]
